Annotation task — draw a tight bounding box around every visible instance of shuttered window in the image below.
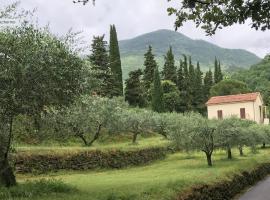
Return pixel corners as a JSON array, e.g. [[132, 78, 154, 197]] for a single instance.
[[240, 108, 246, 119], [217, 110, 223, 119]]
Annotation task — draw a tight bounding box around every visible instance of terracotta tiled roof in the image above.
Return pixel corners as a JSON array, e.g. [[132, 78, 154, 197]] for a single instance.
[[206, 92, 260, 106]]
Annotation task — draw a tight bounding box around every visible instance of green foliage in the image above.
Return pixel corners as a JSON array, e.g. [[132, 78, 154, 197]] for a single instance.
[[210, 79, 251, 97], [42, 96, 128, 146], [167, 0, 270, 35], [151, 67, 165, 113], [0, 179, 76, 199], [89, 35, 116, 97], [142, 46, 158, 93], [15, 147, 167, 173], [232, 57, 270, 106], [162, 46, 177, 83], [109, 25, 123, 96], [203, 69, 213, 100], [162, 80, 180, 112], [214, 58, 223, 84], [125, 69, 146, 107]]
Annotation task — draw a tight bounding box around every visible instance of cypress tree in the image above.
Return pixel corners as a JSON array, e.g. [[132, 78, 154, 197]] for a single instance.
[[109, 25, 123, 96], [179, 55, 191, 112], [143, 46, 158, 91], [177, 60, 184, 91], [188, 56, 196, 109], [214, 57, 223, 84], [88, 35, 112, 96], [194, 62, 204, 113], [204, 69, 214, 100], [152, 67, 164, 113], [162, 46, 177, 83], [125, 69, 146, 107]]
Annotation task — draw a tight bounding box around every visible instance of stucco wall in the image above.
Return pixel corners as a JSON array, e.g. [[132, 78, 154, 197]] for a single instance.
[[207, 96, 263, 123]]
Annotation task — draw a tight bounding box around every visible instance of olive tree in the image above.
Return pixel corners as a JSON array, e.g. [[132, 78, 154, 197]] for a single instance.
[[0, 24, 83, 187], [119, 108, 153, 144], [169, 113, 217, 166], [43, 96, 127, 146]]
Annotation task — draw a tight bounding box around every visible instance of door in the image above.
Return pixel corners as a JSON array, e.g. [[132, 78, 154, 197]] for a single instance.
[[240, 108, 246, 119], [217, 110, 223, 119]]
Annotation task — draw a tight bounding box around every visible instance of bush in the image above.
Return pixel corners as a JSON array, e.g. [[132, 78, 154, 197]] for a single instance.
[[14, 147, 167, 174], [0, 179, 76, 199]]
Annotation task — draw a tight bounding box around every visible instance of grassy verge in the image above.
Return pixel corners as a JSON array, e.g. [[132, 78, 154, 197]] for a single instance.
[[16, 148, 270, 200], [14, 136, 169, 155]]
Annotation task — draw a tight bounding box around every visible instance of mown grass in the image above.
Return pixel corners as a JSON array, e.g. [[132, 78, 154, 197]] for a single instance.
[[15, 147, 270, 200], [14, 135, 169, 155]]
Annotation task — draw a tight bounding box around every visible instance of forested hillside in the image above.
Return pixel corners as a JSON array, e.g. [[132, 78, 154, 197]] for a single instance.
[[119, 29, 261, 79], [232, 55, 270, 105]]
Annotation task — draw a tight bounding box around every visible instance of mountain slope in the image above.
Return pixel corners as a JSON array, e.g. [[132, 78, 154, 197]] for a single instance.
[[119, 29, 261, 79]]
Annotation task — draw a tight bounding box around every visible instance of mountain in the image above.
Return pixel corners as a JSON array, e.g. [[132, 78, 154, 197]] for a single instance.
[[119, 29, 261, 79]]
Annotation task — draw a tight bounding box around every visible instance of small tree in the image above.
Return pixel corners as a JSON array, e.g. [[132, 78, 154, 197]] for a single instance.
[[119, 109, 153, 144], [48, 96, 127, 146], [216, 117, 253, 159], [125, 69, 146, 107], [162, 80, 180, 112], [169, 113, 217, 166], [210, 79, 251, 97]]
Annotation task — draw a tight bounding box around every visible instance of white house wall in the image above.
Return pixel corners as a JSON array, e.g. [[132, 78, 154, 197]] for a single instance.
[[207, 101, 255, 121]]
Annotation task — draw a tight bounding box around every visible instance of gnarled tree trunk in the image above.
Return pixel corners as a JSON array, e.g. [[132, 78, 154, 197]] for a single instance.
[[227, 147, 232, 159], [0, 159, 16, 187], [0, 117, 16, 187]]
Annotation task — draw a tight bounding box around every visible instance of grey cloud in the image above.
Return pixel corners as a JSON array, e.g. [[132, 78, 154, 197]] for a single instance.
[[2, 0, 270, 57]]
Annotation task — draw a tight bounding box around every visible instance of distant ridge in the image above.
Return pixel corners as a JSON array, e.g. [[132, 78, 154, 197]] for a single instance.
[[119, 29, 261, 79]]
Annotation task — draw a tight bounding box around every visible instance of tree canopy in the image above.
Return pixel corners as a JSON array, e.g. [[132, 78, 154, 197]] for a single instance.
[[167, 0, 270, 35], [210, 79, 251, 97]]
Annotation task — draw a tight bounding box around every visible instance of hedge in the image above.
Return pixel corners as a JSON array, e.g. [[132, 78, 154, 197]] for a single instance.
[[177, 163, 270, 200], [14, 147, 167, 174]]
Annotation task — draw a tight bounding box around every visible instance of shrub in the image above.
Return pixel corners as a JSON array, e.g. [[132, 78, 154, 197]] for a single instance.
[[14, 147, 167, 174]]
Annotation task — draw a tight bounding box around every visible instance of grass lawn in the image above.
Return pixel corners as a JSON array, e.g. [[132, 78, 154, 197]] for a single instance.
[[14, 136, 169, 155], [16, 148, 270, 200]]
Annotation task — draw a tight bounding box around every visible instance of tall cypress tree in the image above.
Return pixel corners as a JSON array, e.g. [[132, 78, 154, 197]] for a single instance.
[[109, 25, 123, 96], [218, 60, 223, 82], [204, 69, 214, 100], [194, 62, 204, 112], [88, 35, 111, 96], [143, 46, 158, 91], [179, 55, 191, 112], [177, 60, 184, 91], [162, 46, 177, 83], [214, 57, 223, 84], [152, 67, 164, 113], [125, 69, 146, 107], [188, 56, 196, 109]]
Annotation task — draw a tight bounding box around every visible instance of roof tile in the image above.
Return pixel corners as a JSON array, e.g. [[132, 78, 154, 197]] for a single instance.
[[206, 92, 260, 106]]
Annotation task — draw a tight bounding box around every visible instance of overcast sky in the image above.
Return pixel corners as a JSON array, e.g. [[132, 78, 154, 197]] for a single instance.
[[3, 0, 270, 57]]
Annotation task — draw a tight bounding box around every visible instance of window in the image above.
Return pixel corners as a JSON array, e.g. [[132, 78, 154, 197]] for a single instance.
[[240, 108, 246, 119], [217, 110, 223, 119]]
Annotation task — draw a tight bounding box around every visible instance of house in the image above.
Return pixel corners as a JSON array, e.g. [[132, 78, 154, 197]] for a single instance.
[[206, 92, 269, 124]]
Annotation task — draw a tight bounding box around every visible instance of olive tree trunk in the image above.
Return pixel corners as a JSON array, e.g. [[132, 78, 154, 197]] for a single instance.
[[227, 147, 232, 159], [0, 117, 16, 187], [205, 152, 212, 166]]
